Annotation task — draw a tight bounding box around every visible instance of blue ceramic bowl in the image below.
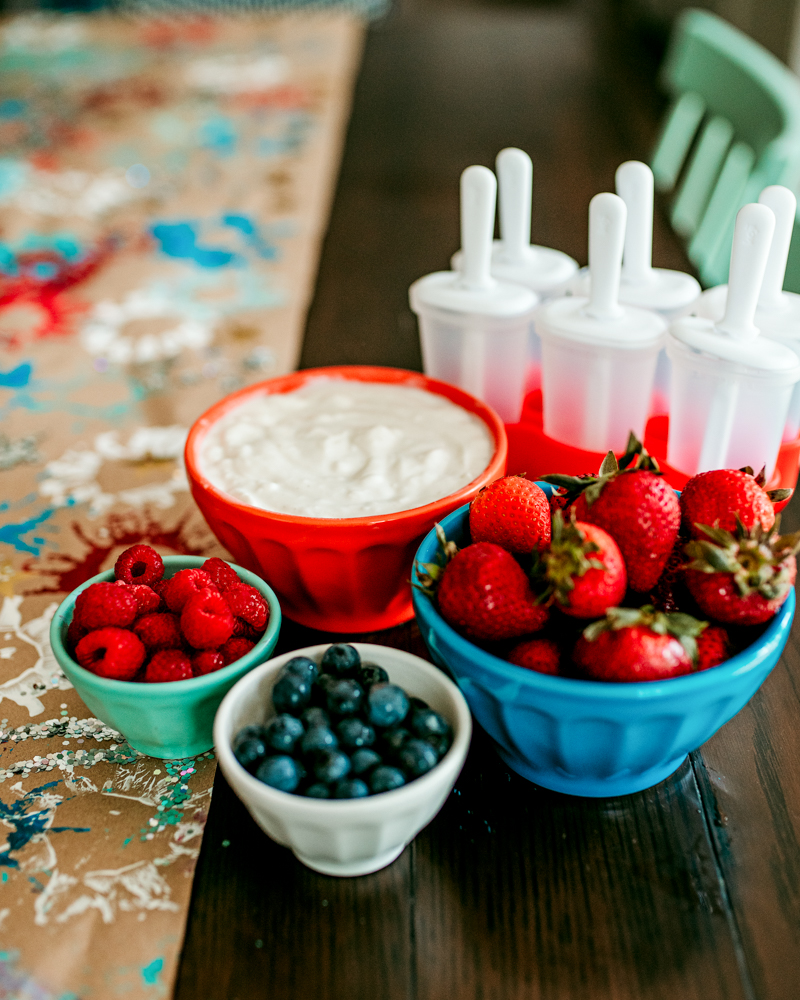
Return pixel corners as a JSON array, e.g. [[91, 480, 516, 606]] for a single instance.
[[412, 499, 795, 797]]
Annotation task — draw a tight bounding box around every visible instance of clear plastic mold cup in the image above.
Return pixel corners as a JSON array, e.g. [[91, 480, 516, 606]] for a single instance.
[[450, 149, 579, 395], [688, 185, 800, 440], [410, 164, 538, 423], [565, 161, 701, 415], [537, 191, 666, 453], [667, 202, 800, 478]]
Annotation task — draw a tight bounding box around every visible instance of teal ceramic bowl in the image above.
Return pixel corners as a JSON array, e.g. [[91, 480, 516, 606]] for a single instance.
[[49, 555, 281, 759]]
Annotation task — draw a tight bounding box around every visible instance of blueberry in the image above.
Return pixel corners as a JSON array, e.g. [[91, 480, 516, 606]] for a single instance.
[[283, 656, 319, 684], [358, 663, 389, 688], [255, 755, 303, 792], [398, 739, 439, 777], [263, 714, 304, 753], [428, 733, 452, 759], [272, 672, 311, 714], [312, 749, 351, 784], [233, 723, 268, 753], [367, 683, 409, 729], [350, 747, 382, 775], [411, 707, 451, 742], [380, 727, 410, 759], [233, 732, 268, 773], [333, 778, 369, 799], [409, 697, 429, 711], [304, 782, 331, 798], [301, 706, 330, 729], [321, 643, 361, 677], [336, 717, 375, 749], [300, 725, 338, 755], [309, 673, 336, 707], [369, 766, 406, 794], [326, 678, 364, 717]]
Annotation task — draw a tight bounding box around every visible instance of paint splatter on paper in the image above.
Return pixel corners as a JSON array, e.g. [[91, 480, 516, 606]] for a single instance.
[[0, 9, 364, 999]]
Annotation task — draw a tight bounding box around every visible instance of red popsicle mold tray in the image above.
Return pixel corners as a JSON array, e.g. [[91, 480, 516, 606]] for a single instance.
[[505, 391, 800, 492]]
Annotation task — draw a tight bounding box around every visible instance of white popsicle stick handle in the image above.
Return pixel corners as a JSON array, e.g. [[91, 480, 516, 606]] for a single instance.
[[616, 160, 654, 284], [587, 192, 626, 320], [460, 165, 496, 290], [758, 185, 797, 312], [717, 202, 776, 341], [496, 147, 532, 263]]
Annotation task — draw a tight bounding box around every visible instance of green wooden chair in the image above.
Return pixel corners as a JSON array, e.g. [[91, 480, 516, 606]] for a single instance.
[[651, 8, 800, 288]]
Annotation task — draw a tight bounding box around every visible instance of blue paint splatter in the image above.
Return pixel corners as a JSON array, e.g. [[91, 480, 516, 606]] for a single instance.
[[0, 508, 55, 555], [199, 115, 237, 157], [0, 158, 27, 198], [0, 99, 25, 118], [0, 363, 32, 388], [223, 214, 279, 261], [151, 222, 239, 268], [141, 958, 164, 987], [0, 781, 90, 868]]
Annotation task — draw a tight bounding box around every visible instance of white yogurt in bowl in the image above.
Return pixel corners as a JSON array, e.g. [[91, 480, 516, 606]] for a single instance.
[[199, 378, 495, 519]]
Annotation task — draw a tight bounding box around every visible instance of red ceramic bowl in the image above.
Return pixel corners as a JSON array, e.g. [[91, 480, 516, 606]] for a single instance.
[[185, 366, 507, 632]]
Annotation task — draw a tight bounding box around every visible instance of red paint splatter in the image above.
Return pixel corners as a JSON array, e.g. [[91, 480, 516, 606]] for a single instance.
[[0, 239, 117, 349], [140, 17, 217, 49], [24, 511, 219, 596], [83, 80, 166, 115], [229, 85, 313, 113]]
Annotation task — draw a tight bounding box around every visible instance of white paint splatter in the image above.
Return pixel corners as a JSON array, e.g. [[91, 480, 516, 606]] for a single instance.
[[80, 287, 215, 365], [0, 598, 71, 717], [185, 53, 288, 93], [38, 425, 188, 518], [0, 166, 141, 219], [2, 14, 86, 53]]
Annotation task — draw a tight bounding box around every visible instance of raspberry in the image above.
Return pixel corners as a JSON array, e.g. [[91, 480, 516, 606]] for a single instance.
[[193, 650, 225, 676], [180, 590, 234, 649], [223, 584, 268, 631], [163, 569, 217, 613], [75, 627, 145, 680], [144, 649, 193, 683], [133, 613, 183, 651], [116, 581, 161, 616], [203, 557, 241, 592], [66, 618, 88, 652], [219, 636, 255, 665], [232, 618, 261, 640], [74, 582, 138, 630], [114, 544, 164, 586]]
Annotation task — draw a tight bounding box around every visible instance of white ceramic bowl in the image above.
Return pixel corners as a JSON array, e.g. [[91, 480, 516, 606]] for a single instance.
[[214, 642, 472, 876]]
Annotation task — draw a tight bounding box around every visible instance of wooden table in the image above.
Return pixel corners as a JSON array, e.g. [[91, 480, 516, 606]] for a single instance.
[[175, 2, 800, 997]]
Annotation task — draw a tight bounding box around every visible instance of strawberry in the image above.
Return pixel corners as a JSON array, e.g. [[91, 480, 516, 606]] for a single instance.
[[544, 436, 680, 593], [534, 512, 626, 618], [649, 540, 687, 613], [507, 637, 561, 675], [683, 520, 800, 625], [680, 466, 790, 540], [469, 476, 551, 553], [416, 528, 548, 642], [573, 605, 708, 682], [695, 625, 730, 672]]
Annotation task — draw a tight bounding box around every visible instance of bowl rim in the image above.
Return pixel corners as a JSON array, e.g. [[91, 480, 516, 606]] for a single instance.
[[183, 364, 508, 528], [412, 502, 796, 699], [214, 641, 473, 815], [50, 554, 282, 696]]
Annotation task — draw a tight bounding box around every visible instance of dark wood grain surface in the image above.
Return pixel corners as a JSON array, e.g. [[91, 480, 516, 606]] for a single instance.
[[174, 2, 800, 997]]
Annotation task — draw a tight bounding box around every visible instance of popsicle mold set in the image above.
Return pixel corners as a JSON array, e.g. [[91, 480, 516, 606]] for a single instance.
[[410, 148, 800, 490]]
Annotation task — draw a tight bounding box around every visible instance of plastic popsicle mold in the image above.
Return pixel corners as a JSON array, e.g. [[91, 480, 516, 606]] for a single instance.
[[667, 201, 800, 477], [536, 191, 666, 453], [410, 165, 539, 423], [690, 186, 800, 439]]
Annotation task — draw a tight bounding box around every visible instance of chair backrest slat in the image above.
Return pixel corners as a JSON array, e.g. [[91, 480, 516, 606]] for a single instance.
[[688, 140, 755, 273], [671, 115, 734, 237], [652, 91, 706, 192]]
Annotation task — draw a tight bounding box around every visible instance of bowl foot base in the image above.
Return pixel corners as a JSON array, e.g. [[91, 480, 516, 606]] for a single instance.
[[495, 746, 688, 798], [294, 843, 406, 877]]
